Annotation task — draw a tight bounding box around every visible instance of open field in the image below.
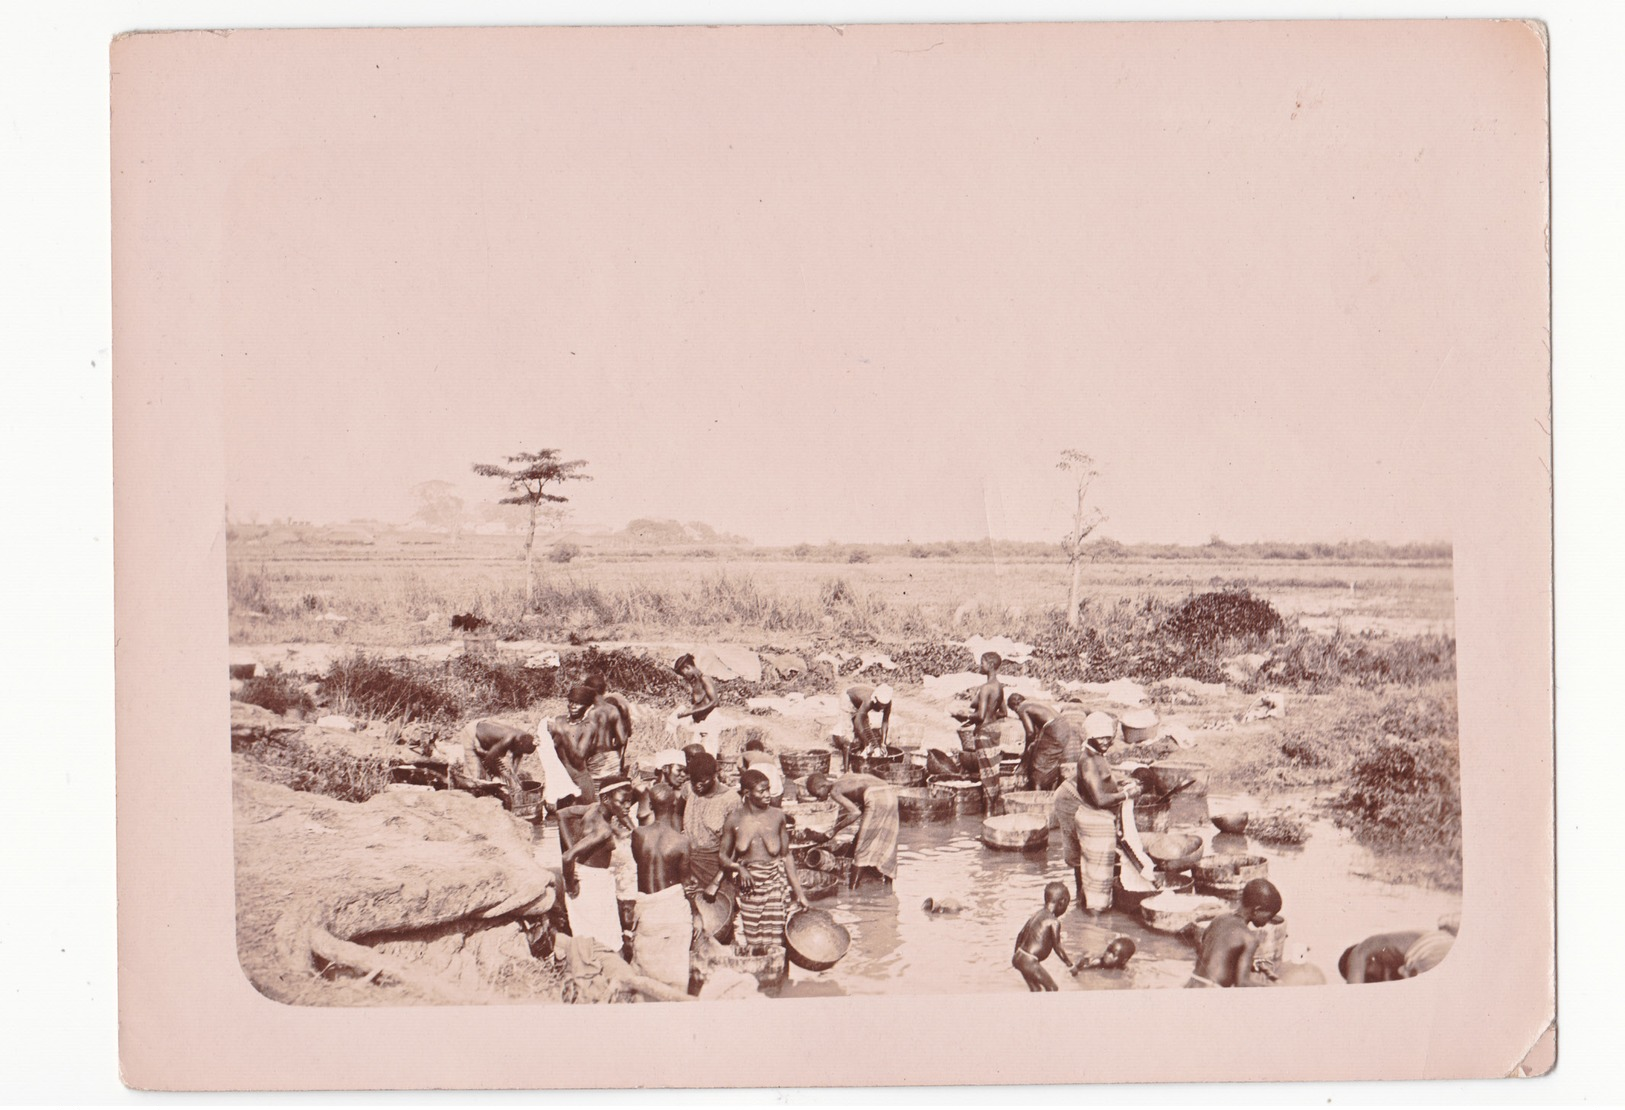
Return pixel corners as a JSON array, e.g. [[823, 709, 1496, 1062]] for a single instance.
[[229, 535, 1453, 646]]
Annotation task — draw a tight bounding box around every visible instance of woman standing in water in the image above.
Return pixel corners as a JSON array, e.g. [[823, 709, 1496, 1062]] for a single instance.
[[714, 768, 809, 951]]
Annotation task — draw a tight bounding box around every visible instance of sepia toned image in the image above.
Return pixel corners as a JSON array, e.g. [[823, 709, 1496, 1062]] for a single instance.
[[114, 18, 1551, 1089]]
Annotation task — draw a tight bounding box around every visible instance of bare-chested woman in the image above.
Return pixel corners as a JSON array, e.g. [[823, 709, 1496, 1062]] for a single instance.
[[714, 769, 808, 950]]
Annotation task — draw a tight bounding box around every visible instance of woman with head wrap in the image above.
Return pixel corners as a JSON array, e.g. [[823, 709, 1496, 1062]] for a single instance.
[[1074, 719, 1141, 914], [803, 769, 900, 890], [680, 749, 740, 892], [716, 768, 807, 951]]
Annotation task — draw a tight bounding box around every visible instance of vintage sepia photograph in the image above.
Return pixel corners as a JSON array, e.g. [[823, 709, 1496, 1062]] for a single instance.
[[112, 17, 1553, 1089]]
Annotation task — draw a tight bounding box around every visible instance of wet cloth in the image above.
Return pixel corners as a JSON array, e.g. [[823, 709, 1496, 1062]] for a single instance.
[[628, 883, 694, 991], [1401, 929, 1455, 976], [972, 740, 1006, 817], [535, 716, 587, 806], [736, 860, 792, 950], [565, 863, 625, 954], [853, 785, 901, 879], [1051, 780, 1085, 868], [1074, 805, 1118, 911], [1185, 973, 1220, 989]]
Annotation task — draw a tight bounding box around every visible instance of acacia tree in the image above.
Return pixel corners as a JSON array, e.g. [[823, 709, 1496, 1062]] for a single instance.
[[1057, 449, 1107, 628], [472, 449, 591, 603]]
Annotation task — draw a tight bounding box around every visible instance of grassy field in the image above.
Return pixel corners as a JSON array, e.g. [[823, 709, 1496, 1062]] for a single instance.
[[229, 535, 1453, 646], [229, 534, 1462, 888]]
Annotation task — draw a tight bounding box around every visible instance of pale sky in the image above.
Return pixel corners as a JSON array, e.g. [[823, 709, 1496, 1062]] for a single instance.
[[212, 22, 1547, 546]]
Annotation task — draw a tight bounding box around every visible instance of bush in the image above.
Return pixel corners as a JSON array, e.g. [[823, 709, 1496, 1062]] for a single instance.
[[549, 542, 581, 564], [1330, 735, 1461, 863], [790, 543, 812, 558], [321, 653, 469, 722], [237, 668, 316, 717], [236, 733, 392, 803], [847, 548, 871, 564]]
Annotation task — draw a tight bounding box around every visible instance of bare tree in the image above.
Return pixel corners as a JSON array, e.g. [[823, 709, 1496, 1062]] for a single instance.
[[472, 450, 591, 603], [410, 480, 467, 539], [1057, 450, 1107, 628]]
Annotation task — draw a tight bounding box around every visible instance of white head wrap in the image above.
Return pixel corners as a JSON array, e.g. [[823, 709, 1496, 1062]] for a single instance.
[[1084, 712, 1116, 740], [872, 684, 894, 705]]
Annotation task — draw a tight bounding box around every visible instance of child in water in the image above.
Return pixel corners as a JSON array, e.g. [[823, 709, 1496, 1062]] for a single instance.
[[1072, 936, 1137, 974], [1012, 882, 1078, 991]]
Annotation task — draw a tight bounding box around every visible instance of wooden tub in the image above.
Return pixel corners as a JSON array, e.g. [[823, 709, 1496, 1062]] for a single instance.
[[981, 813, 1049, 851]]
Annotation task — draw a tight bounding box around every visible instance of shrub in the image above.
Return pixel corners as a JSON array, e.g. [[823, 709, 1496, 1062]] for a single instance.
[[549, 542, 581, 564], [237, 668, 316, 717], [237, 733, 392, 803], [847, 548, 871, 564], [790, 543, 812, 558], [321, 653, 469, 722], [1330, 735, 1461, 862]]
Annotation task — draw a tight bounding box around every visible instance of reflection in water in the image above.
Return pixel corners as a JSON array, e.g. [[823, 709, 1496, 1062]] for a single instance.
[[534, 800, 1463, 997], [776, 808, 1460, 997]]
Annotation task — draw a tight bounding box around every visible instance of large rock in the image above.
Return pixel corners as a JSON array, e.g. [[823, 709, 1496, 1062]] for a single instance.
[[230, 700, 302, 745], [233, 775, 557, 1005]]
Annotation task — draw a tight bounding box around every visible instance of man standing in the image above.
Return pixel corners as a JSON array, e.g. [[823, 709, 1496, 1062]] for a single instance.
[[566, 683, 624, 789], [680, 750, 740, 894], [627, 783, 694, 990], [558, 778, 636, 953]]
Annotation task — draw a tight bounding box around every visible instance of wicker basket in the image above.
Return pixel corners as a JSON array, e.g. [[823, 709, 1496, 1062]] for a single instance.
[[981, 813, 1049, 851], [872, 761, 925, 788], [850, 746, 906, 775], [997, 766, 1029, 796], [783, 800, 840, 839], [780, 748, 834, 779], [1138, 891, 1229, 933], [1132, 798, 1172, 834], [896, 787, 954, 824], [713, 942, 787, 988], [1120, 708, 1160, 745], [1001, 790, 1054, 825], [795, 868, 840, 901], [1193, 853, 1270, 898], [927, 778, 985, 815]]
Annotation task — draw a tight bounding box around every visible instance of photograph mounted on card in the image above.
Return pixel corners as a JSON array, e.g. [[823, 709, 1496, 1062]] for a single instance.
[[113, 20, 1551, 1090]]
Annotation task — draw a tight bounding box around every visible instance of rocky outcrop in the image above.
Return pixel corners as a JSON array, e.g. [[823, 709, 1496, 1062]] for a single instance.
[[233, 776, 557, 1006]]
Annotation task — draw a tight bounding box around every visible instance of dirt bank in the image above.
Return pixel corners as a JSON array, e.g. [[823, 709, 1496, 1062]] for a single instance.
[[232, 771, 559, 1006]]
